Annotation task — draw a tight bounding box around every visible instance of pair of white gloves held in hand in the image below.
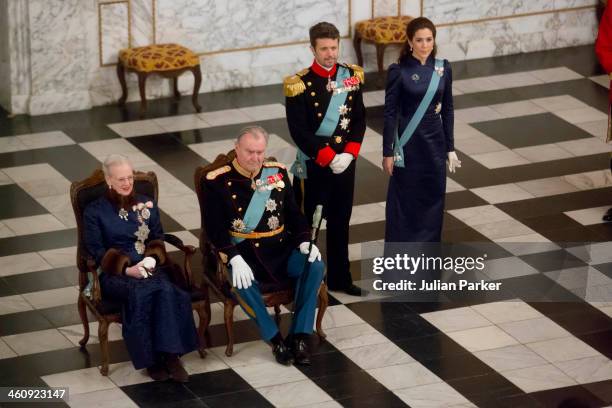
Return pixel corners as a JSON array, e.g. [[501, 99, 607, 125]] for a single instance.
[[228, 242, 321, 289], [329, 153, 353, 174], [125, 256, 156, 279]]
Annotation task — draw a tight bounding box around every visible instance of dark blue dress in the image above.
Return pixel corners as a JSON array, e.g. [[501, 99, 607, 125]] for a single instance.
[[383, 55, 454, 242], [83, 194, 198, 369]]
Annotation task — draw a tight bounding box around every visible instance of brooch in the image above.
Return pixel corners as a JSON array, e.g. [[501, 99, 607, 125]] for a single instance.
[[435, 102, 442, 114], [118, 208, 128, 221], [411, 73, 420, 82], [434, 66, 444, 77]]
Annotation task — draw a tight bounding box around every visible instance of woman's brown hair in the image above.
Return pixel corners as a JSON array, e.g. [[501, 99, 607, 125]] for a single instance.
[[398, 17, 437, 62]]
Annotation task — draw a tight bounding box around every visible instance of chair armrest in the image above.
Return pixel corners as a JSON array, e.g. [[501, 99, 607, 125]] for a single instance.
[[164, 233, 196, 255], [199, 240, 231, 298], [164, 233, 197, 287]]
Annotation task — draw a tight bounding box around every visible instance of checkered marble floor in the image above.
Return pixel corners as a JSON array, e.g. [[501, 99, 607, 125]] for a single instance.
[[0, 45, 611, 407]]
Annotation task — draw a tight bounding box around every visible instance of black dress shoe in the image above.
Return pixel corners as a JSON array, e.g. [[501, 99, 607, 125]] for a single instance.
[[272, 341, 294, 366], [604, 208, 612, 222], [291, 337, 311, 366], [344, 283, 368, 296], [164, 354, 189, 383], [146, 362, 170, 381]]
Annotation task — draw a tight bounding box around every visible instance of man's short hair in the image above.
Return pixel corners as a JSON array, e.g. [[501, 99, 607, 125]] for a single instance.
[[309, 22, 340, 47], [236, 125, 269, 144]]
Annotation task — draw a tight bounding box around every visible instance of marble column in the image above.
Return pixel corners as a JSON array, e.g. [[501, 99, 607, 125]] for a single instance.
[[27, 0, 91, 114], [0, 0, 10, 111], [7, 0, 32, 114]]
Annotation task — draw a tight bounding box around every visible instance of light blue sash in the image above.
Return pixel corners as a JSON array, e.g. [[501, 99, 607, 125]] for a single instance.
[[393, 58, 444, 168], [231, 167, 277, 244], [291, 66, 351, 179]]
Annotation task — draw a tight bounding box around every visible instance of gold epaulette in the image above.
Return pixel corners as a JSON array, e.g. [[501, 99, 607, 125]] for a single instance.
[[346, 63, 365, 84], [206, 165, 231, 180], [283, 74, 306, 97], [263, 161, 287, 169]]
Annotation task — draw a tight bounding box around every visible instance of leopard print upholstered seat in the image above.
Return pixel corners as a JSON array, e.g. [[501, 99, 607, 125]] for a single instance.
[[355, 16, 413, 44], [116, 43, 202, 116], [118, 43, 200, 73], [353, 15, 414, 75]]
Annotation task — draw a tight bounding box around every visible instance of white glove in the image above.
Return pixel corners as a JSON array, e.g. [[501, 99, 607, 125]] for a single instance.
[[447, 151, 461, 173], [229, 255, 255, 289], [329, 153, 354, 174], [137, 256, 156, 278], [299, 242, 322, 263]]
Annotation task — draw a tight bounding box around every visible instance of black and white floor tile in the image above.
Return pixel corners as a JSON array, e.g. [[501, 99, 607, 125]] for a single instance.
[[0, 45, 611, 407]]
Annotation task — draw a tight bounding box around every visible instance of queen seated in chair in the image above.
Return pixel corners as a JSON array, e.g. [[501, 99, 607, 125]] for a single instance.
[[83, 154, 198, 382]]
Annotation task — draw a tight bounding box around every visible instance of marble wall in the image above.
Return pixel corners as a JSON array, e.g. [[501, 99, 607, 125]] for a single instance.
[[360, 0, 598, 74], [0, 0, 600, 115], [156, 0, 349, 54]]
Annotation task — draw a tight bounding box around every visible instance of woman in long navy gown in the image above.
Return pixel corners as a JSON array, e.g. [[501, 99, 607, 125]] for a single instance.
[[83, 154, 197, 382], [382, 17, 460, 243]]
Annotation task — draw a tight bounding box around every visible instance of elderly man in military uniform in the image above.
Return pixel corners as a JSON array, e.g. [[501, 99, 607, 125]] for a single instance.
[[284, 21, 366, 296], [202, 125, 325, 366]]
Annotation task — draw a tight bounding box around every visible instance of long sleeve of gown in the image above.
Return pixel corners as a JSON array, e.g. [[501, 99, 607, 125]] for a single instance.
[[441, 60, 455, 152], [83, 204, 106, 265]]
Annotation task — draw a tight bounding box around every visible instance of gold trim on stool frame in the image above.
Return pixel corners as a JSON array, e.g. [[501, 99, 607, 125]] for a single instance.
[[151, 0, 353, 56], [98, 0, 131, 67]]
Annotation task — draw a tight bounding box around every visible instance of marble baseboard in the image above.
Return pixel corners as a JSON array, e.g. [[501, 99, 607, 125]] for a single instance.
[[28, 91, 92, 116]]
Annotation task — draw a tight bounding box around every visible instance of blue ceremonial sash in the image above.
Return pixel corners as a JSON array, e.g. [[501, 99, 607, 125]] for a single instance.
[[393, 58, 444, 168], [231, 167, 277, 244], [291, 65, 351, 179]]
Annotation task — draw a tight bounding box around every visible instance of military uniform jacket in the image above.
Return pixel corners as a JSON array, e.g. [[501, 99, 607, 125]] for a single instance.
[[202, 159, 310, 283], [284, 61, 366, 169]]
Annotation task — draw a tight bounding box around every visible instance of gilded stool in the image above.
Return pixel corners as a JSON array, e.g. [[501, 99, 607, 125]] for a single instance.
[[353, 16, 413, 74], [117, 43, 202, 117]]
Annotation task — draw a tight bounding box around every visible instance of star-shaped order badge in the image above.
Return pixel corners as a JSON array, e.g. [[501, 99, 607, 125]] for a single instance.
[[265, 198, 277, 212], [232, 218, 246, 232], [340, 117, 350, 130], [134, 223, 150, 242], [338, 104, 349, 115], [267, 215, 279, 230]]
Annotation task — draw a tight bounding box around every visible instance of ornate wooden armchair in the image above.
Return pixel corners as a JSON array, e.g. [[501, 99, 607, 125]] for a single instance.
[[194, 151, 328, 357], [70, 168, 210, 375]]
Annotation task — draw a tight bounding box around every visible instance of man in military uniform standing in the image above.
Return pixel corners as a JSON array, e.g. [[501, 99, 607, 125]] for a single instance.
[[284, 22, 366, 296], [202, 126, 325, 365]]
